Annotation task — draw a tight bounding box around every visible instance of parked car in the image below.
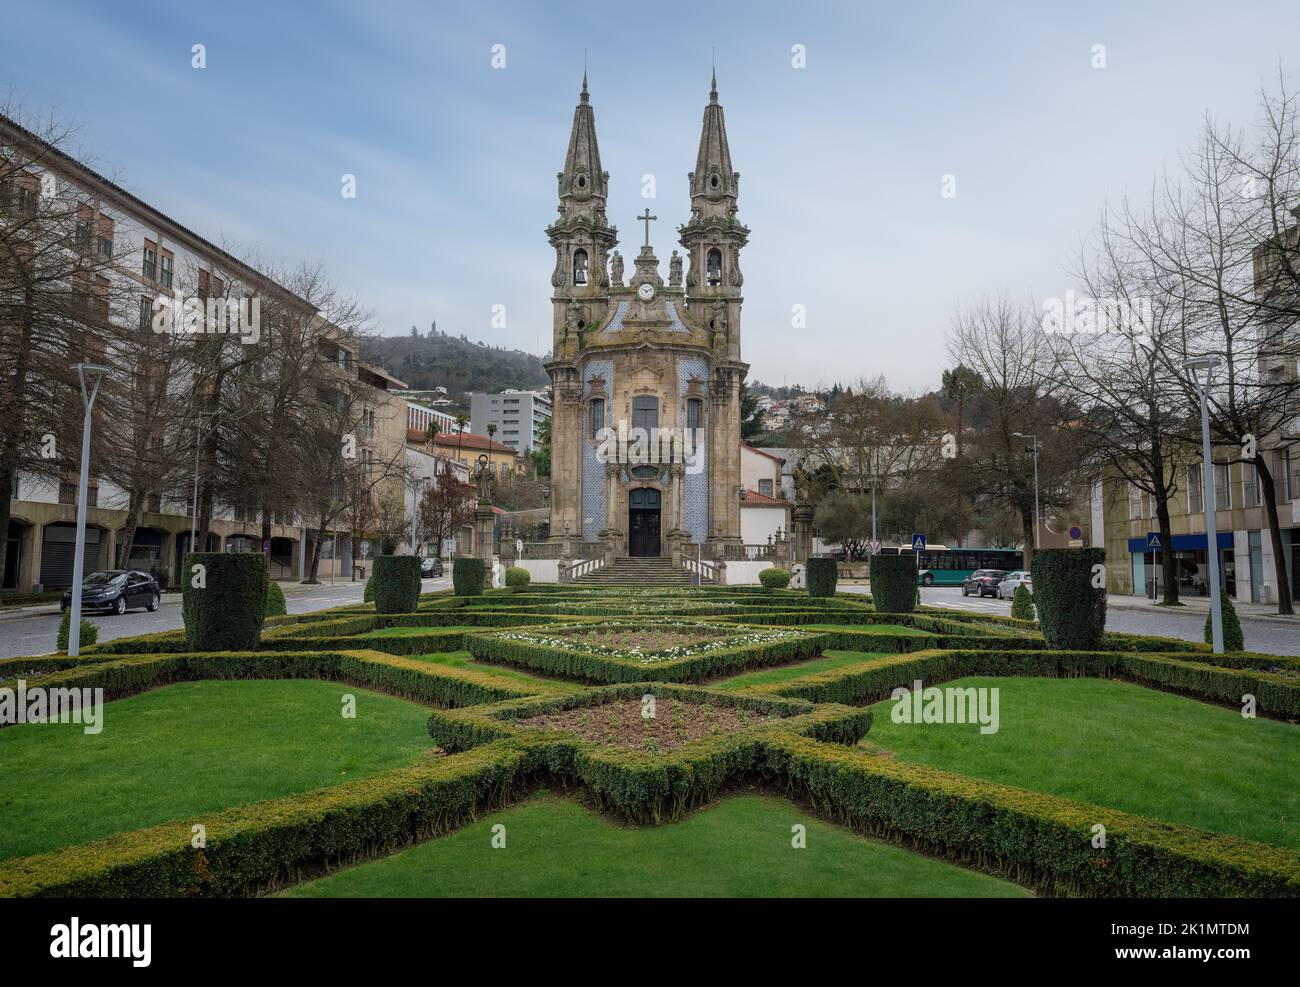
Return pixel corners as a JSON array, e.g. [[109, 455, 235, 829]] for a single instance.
[[961, 569, 1006, 598], [420, 557, 444, 578], [61, 570, 161, 615], [996, 570, 1033, 599]]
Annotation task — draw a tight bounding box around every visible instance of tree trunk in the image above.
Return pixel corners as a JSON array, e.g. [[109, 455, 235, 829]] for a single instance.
[[118, 494, 141, 568], [1020, 503, 1035, 569], [1153, 494, 1180, 606], [954, 398, 965, 548], [1255, 457, 1294, 615], [303, 518, 326, 583], [0, 291, 37, 586]]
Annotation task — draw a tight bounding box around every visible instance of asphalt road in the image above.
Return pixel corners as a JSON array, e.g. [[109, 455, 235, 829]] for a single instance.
[[0, 576, 451, 660], [909, 585, 1300, 657]]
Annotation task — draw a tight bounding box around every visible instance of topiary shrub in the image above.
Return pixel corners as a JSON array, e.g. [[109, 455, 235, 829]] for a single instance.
[[363, 575, 374, 603], [57, 607, 98, 654], [505, 566, 530, 589], [373, 555, 422, 614], [265, 579, 287, 617], [806, 557, 839, 598], [1011, 584, 1035, 621], [869, 553, 917, 612], [759, 567, 791, 589], [181, 552, 268, 651], [1030, 548, 1106, 649], [1205, 595, 1245, 651], [453, 557, 487, 596]]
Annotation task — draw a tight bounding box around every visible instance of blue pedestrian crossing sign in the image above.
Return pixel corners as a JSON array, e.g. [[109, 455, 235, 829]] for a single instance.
[[911, 533, 927, 552], [1146, 533, 1162, 551]]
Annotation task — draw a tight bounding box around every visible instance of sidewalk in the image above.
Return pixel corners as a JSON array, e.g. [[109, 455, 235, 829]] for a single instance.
[[1107, 592, 1299, 622], [0, 578, 360, 621]]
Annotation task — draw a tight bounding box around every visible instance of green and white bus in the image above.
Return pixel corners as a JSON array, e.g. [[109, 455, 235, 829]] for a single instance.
[[882, 545, 1025, 586]]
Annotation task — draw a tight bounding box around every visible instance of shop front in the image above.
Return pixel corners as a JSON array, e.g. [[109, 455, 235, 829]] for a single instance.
[[1128, 531, 1235, 599]]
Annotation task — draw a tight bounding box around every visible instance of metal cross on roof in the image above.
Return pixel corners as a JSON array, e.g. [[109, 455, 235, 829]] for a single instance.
[[637, 208, 657, 247]]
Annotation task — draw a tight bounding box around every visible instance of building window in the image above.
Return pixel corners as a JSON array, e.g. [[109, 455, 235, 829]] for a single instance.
[[97, 215, 114, 258], [632, 395, 658, 431], [1281, 448, 1295, 502], [159, 249, 174, 288], [573, 249, 589, 286], [1128, 484, 1143, 520], [1242, 462, 1261, 507], [1214, 463, 1231, 509], [706, 248, 722, 286], [1187, 464, 1204, 515], [758, 478, 773, 497], [686, 398, 703, 431], [589, 398, 604, 439], [139, 295, 153, 332], [143, 242, 157, 281]]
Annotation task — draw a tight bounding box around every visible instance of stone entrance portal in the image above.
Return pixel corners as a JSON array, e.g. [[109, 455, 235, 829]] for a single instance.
[[628, 487, 661, 557]]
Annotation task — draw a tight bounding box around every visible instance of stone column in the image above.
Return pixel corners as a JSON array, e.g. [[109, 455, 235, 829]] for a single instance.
[[792, 504, 814, 564], [473, 506, 495, 570]]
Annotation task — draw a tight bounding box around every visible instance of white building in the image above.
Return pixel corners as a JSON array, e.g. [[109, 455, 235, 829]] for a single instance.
[[469, 389, 552, 454]]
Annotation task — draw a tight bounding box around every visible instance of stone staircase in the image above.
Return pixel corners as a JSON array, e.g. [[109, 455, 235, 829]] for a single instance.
[[573, 556, 713, 586]]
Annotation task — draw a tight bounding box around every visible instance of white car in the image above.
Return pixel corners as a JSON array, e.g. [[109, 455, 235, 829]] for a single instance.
[[997, 571, 1033, 599]]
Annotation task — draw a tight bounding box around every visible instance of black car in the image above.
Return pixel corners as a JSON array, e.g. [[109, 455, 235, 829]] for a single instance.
[[61, 570, 161, 615], [420, 557, 444, 578], [961, 569, 1006, 598]]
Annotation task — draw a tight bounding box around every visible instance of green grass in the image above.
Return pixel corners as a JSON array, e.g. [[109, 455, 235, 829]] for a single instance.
[[279, 792, 1029, 898], [712, 650, 890, 690], [0, 679, 434, 861], [359, 625, 479, 637], [868, 676, 1300, 848], [410, 650, 580, 691]]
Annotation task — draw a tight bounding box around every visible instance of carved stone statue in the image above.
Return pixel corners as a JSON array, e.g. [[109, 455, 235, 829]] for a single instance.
[[474, 455, 496, 505], [709, 299, 729, 350], [668, 250, 682, 287], [792, 461, 813, 505], [610, 250, 624, 286]]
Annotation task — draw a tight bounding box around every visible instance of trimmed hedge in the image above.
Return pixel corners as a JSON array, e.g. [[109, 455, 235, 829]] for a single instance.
[[453, 558, 487, 596], [1011, 584, 1035, 621], [766, 733, 1300, 897], [505, 566, 530, 589], [869, 554, 917, 613], [1031, 548, 1106, 650], [265, 580, 287, 617], [180, 553, 268, 651], [372, 555, 421, 614], [806, 558, 838, 598], [1205, 596, 1245, 651], [363, 576, 374, 603], [57, 608, 99, 654], [759, 567, 791, 589]]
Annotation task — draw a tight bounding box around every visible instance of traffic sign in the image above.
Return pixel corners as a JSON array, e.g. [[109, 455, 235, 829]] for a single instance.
[[868, 539, 882, 555], [1068, 525, 1083, 541], [1146, 533, 1162, 551], [360, 540, 371, 559], [911, 533, 926, 553]]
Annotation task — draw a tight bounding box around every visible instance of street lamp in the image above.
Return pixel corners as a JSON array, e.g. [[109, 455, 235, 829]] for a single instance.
[[1012, 432, 1040, 549], [68, 363, 110, 657], [1184, 355, 1225, 653], [189, 410, 217, 559], [410, 474, 430, 559]]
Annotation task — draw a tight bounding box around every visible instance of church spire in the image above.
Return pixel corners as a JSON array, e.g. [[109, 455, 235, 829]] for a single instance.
[[558, 72, 606, 203], [690, 71, 737, 205]]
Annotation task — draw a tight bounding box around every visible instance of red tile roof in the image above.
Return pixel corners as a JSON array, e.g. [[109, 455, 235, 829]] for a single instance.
[[407, 429, 519, 456], [741, 488, 791, 508], [741, 443, 786, 465]]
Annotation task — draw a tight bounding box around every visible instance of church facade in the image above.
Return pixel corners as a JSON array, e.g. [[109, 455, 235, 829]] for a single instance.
[[544, 73, 749, 560]]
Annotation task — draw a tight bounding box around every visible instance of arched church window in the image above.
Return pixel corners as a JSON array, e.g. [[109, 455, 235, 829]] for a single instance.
[[706, 248, 722, 286], [631, 395, 658, 431], [573, 249, 589, 286], [686, 398, 703, 431], [589, 398, 604, 439]]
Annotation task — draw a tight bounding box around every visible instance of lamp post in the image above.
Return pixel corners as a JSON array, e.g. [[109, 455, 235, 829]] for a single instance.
[[1012, 432, 1040, 549], [189, 410, 217, 559], [68, 363, 110, 657], [410, 474, 426, 558], [1185, 356, 1225, 653]]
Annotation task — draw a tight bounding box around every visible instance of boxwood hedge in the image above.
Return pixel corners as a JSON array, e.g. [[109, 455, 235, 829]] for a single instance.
[[180, 553, 268, 651], [453, 558, 487, 596], [372, 555, 421, 614], [1031, 548, 1107, 649], [806, 558, 838, 597], [869, 554, 917, 613]]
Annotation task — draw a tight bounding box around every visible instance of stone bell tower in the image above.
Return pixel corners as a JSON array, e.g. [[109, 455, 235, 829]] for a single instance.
[[680, 71, 748, 552], [545, 74, 618, 546]]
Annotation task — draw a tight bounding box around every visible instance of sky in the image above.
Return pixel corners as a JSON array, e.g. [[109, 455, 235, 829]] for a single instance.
[[3, 0, 1298, 392]]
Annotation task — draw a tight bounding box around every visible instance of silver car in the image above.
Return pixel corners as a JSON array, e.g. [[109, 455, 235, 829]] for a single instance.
[[996, 570, 1033, 599]]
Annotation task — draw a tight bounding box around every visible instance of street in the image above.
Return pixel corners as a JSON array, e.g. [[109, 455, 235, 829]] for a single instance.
[[839, 585, 1300, 657], [0, 576, 450, 661]]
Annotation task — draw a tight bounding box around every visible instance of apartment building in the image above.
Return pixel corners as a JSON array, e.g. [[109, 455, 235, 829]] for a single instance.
[[1, 112, 408, 594], [468, 389, 551, 454], [404, 400, 465, 440], [1096, 453, 1299, 604]]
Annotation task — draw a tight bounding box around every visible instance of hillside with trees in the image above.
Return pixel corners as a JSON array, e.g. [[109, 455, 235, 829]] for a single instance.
[[361, 325, 549, 398]]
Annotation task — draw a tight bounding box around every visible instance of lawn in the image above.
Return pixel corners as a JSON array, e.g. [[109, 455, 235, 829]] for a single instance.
[[409, 650, 579, 690], [868, 676, 1300, 848], [712, 649, 890, 690], [0, 679, 434, 861], [280, 792, 1029, 898]]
